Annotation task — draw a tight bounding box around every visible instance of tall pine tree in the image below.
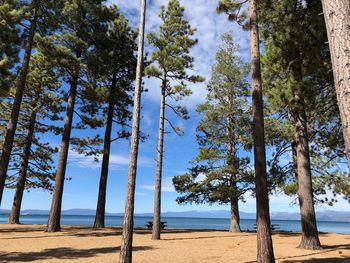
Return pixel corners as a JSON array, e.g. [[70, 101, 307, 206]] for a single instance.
[[119, 0, 147, 262], [258, 0, 339, 249], [0, 0, 62, 206], [173, 32, 253, 233], [217, 1, 275, 261], [80, 9, 137, 228], [146, 0, 204, 240], [40, 0, 117, 232], [0, 51, 63, 224]]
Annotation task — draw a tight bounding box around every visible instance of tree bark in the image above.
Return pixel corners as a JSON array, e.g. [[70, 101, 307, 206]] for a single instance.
[[152, 82, 166, 240], [227, 102, 241, 233], [230, 196, 241, 233], [46, 59, 80, 232], [291, 106, 322, 250], [8, 109, 37, 224], [321, 0, 350, 169], [0, 9, 38, 206], [94, 73, 117, 228], [249, 0, 275, 262], [119, 0, 146, 262]]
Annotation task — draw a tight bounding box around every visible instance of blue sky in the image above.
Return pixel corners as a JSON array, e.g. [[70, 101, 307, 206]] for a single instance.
[[1, 0, 349, 215]]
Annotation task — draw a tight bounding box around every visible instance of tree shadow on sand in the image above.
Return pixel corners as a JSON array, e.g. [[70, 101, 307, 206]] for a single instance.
[[245, 243, 350, 263], [0, 227, 45, 234], [0, 246, 153, 262], [163, 234, 252, 241], [281, 257, 350, 263], [279, 243, 350, 263]]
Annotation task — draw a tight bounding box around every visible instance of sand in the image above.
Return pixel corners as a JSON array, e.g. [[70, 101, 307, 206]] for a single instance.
[[0, 224, 349, 262]]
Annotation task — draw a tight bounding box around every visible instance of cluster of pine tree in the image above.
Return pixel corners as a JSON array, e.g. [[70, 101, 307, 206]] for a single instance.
[[0, 0, 137, 232], [1, 0, 350, 263]]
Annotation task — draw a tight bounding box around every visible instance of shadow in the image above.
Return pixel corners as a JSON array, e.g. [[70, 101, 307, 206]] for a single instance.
[[245, 243, 350, 263], [164, 234, 252, 241], [277, 244, 350, 263], [0, 226, 226, 240], [281, 257, 350, 263], [0, 246, 153, 262], [0, 227, 45, 234], [323, 244, 350, 250]]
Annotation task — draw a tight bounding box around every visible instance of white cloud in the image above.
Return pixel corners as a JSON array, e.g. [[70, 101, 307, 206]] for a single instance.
[[140, 176, 175, 192], [111, 0, 250, 109], [67, 150, 152, 170]]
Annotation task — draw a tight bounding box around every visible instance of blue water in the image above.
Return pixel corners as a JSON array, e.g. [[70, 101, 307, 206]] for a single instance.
[[1, 214, 350, 234]]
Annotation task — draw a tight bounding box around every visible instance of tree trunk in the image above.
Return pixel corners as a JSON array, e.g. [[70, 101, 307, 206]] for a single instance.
[[8, 109, 37, 224], [94, 73, 117, 228], [291, 107, 322, 250], [152, 82, 166, 240], [321, 0, 350, 169], [230, 196, 241, 233], [0, 10, 38, 206], [119, 0, 146, 262], [46, 59, 80, 232], [227, 103, 241, 233], [248, 1, 275, 262]]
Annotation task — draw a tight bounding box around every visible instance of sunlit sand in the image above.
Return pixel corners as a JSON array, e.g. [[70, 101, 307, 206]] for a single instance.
[[0, 224, 349, 262]]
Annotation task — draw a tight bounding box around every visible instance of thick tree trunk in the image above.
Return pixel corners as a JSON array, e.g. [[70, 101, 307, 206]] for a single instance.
[[94, 73, 117, 228], [8, 110, 37, 224], [119, 0, 146, 262], [152, 83, 166, 240], [0, 10, 38, 206], [321, 0, 350, 169], [230, 196, 241, 233], [291, 107, 322, 250], [249, 1, 275, 262], [46, 60, 80, 232]]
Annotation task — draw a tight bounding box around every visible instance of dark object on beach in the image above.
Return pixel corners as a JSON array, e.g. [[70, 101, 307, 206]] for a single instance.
[[146, 221, 167, 230], [254, 224, 280, 232]]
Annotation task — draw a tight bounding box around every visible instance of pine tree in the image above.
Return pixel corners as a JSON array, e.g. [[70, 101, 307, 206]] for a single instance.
[[173, 32, 253, 232], [40, 0, 117, 232], [321, 0, 350, 169], [217, 1, 275, 261], [145, 0, 204, 240], [119, 0, 147, 262], [80, 8, 137, 228], [0, 51, 63, 224], [258, 0, 339, 250], [0, 0, 23, 95], [0, 0, 61, 206]]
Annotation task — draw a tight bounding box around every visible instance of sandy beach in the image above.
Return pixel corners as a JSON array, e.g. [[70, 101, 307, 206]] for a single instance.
[[0, 224, 349, 262]]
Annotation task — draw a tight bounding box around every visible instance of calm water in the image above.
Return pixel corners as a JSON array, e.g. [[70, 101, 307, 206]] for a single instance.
[[1, 214, 349, 234]]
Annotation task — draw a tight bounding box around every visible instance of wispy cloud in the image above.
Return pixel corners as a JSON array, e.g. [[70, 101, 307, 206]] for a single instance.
[[140, 176, 175, 192], [67, 150, 153, 170], [111, 0, 249, 109]]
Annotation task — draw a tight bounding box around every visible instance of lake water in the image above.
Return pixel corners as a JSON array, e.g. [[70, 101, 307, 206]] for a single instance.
[[1, 214, 350, 234]]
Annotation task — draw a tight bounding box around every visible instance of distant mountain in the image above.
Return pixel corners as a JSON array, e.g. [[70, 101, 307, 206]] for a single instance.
[[1, 208, 350, 222], [0, 209, 10, 215], [270, 211, 350, 222]]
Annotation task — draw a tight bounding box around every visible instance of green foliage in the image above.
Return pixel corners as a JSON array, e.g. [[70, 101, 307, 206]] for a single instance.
[[0, 0, 23, 94], [70, 6, 137, 157], [173, 33, 254, 205], [1, 50, 64, 191], [217, 0, 249, 29], [259, 0, 349, 204], [145, 0, 204, 135], [36, 0, 124, 157]]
